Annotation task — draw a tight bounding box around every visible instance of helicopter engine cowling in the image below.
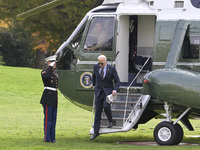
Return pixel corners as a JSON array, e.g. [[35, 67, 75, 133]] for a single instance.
[[143, 68, 200, 109]]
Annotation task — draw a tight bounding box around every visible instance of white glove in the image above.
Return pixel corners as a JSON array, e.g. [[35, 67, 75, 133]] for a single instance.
[[50, 62, 55, 66]]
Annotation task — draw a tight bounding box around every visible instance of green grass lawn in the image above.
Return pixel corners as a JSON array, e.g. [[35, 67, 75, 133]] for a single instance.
[[1, 65, 200, 149]]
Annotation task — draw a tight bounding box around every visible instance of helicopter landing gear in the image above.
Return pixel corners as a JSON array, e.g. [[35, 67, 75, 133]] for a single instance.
[[154, 102, 191, 145], [174, 123, 183, 145], [154, 121, 184, 145], [154, 121, 178, 145]]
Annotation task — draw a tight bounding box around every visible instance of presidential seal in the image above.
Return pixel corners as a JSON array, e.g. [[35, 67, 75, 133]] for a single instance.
[[80, 72, 93, 89]]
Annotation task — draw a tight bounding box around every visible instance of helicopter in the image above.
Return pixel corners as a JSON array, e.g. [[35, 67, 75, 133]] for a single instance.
[[17, 0, 200, 145]]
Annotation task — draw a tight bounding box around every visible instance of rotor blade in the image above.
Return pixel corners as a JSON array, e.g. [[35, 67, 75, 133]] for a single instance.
[[17, 0, 67, 20]]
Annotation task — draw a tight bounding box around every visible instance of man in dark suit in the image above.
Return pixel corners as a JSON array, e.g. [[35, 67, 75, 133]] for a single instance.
[[90, 55, 120, 140], [40, 58, 58, 143]]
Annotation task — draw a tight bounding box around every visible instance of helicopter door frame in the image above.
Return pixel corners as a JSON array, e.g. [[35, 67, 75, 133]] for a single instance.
[[116, 15, 129, 83], [116, 14, 156, 84]]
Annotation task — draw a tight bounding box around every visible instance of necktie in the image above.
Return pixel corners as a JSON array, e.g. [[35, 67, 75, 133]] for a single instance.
[[101, 68, 104, 79]]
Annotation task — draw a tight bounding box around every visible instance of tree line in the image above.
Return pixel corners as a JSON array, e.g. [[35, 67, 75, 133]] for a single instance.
[[0, 0, 103, 68]]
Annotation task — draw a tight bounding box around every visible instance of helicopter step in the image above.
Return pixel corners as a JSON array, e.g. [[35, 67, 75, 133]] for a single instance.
[[89, 93, 150, 134], [101, 93, 144, 127], [119, 86, 143, 94]]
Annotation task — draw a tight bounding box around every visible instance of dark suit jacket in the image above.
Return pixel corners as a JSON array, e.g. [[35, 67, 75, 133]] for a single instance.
[[40, 66, 58, 107], [92, 64, 120, 98]]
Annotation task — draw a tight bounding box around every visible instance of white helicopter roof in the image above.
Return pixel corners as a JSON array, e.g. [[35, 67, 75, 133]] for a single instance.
[[101, 0, 200, 20]]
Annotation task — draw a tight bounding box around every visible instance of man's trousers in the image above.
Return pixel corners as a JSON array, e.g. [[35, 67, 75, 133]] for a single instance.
[[94, 91, 112, 134]]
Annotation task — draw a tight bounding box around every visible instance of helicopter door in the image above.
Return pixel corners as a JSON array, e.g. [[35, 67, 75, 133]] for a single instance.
[[116, 15, 129, 83], [135, 15, 155, 84], [116, 15, 155, 85], [75, 16, 117, 90]]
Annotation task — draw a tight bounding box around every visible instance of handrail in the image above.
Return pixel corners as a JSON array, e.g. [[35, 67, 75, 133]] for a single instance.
[[128, 56, 151, 89], [126, 95, 142, 121], [123, 56, 151, 124]]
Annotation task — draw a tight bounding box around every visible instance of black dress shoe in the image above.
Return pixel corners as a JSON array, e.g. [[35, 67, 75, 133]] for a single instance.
[[107, 122, 113, 128], [90, 133, 99, 140]]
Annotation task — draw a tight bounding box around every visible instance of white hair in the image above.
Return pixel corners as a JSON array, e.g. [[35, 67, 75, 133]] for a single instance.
[[98, 55, 107, 61]]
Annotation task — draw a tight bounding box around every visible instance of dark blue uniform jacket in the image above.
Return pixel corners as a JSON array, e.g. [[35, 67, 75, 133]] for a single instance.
[[40, 66, 58, 107]]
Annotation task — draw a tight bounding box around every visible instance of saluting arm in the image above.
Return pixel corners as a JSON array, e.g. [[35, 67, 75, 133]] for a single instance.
[[41, 66, 53, 78]]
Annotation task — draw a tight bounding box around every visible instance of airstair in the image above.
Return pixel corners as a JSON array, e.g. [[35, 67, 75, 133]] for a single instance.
[[89, 57, 151, 134]]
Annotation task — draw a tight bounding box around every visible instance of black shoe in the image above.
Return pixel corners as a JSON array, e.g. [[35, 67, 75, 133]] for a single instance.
[[51, 140, 57, 143], [107, 122, 113, 128], [90, 133, 99, 140]]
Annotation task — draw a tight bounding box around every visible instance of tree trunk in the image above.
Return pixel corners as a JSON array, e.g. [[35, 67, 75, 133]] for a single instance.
[[35, 49, 45, 69]]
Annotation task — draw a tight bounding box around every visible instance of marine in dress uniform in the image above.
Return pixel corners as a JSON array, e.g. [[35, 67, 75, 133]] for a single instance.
[[40, 59, 58, 143], [90, 55, 120, 140]]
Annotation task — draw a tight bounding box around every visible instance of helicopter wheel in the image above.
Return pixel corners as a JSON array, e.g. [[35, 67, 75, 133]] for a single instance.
[[154, 121, 179, 145], [173, 123, 183, 145]]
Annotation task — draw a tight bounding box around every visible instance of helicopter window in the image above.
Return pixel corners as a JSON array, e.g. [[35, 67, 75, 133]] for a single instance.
[[190, 0, 200, 8], [84, 17, 115, 52], [57, 47, 77, 70], [70, 19, 87, 50], [182, 36, 200, 59]]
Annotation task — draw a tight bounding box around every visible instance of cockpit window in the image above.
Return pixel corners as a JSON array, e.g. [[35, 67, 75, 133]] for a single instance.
[[190, 0, 200, 8], [57, 47, 77, 70], [84, 17, 115, 52], [70, 19, 87, 50]]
